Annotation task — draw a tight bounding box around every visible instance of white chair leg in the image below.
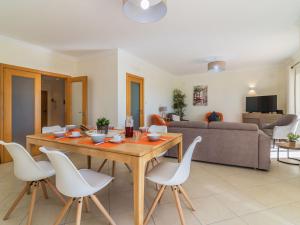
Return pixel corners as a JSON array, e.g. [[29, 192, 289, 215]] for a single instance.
[[172, 186, 186, 225], [3, 182, 30, 220], [178, 185, 195, 211], [144, 185, 166, 225], [90, 195, 117, 225]]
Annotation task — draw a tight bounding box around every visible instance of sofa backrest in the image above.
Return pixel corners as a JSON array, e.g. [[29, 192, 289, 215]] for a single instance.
[[168, 121, 208, 129], [208, 122, 258, 131]]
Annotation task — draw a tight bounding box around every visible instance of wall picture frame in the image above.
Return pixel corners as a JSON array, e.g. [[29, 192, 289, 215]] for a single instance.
[[193, 85, 208, 106]]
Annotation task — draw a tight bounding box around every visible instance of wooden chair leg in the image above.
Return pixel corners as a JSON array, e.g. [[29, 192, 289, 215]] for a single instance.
[[144, 185, 166, 225], [90, 195, 117, 225], [145, 161, 150, 175], [158, 186, 166, 204], [26, 182, 38, 225], [154, 158, 160, 165], [97, 159, 108, 172], [172, 186, 186, 225], [83, 197, 90, 213], [45, 179, 66, 204], [76, 197, 83, 225], [53, 198, 73, 225], [41, 181, 48, 199], [178, 185, 195, 211], [112, 161, 116, 177], [3, 182, 30, 220], [124, 163, 132, 173], [27, 181, 32, 195], [151, 159, 155, 168]]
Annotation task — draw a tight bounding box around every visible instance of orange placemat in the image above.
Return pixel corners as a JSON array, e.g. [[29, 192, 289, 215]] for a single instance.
[[78, 139, 117, 148], [127, 135, 174, 146], [44, 135, 80, 142]]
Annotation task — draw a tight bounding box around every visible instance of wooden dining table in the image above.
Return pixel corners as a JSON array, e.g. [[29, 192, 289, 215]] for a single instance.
[[26, 132, 183, 225]]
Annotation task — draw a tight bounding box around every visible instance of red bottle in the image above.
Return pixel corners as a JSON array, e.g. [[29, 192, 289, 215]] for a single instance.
[[125, 116, 134, 138]]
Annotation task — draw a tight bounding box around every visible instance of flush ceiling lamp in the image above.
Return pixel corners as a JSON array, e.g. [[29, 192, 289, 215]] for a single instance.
[[208, 61, 226, 72], [122, 0, 167, 23]]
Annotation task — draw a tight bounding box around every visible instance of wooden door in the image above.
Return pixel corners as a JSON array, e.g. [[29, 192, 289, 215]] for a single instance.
[[66, 76, 88, 126], [126, 73, 144, 129], [2, 68, 41, 162]]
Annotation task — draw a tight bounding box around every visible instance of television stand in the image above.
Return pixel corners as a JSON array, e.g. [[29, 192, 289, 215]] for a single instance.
[[242, 112, 284, 129]]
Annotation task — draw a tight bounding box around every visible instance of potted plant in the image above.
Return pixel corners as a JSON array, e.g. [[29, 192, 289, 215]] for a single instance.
[[287, 133, 300, 147], [96, 117, 110, 134], [172, 89, 187, 119]]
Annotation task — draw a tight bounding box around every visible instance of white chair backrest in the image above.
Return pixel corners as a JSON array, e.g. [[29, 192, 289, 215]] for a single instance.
[[169, 136, 202, 184], [291, 118, 300, 134], [0, 141, 46, 181], [42, 125, 63, 134], [40, 147, 93, 197], [148, 125, 168, 133]]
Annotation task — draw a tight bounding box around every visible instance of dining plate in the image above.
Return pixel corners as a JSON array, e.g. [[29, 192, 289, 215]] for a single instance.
[[66, 134, 82, 138], [109, 139, 123, 143]]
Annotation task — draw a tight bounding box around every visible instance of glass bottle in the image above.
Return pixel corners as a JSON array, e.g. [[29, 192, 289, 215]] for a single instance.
[[125, 116, 134, 138]]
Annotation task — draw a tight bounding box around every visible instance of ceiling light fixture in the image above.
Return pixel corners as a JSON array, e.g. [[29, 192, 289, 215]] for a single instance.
[[208, 61, 226, 72], [122, 0, 167, 23]]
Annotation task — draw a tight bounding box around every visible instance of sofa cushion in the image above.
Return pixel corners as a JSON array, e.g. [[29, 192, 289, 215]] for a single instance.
[[208, 122, 258, 131], [167, 121, 208, 129]]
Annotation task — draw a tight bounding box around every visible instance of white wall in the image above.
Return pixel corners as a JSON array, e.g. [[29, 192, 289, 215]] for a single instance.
[[117, 49, 177, 127], [0, 35, 78, 75], [176, 65, 287, 122], [77, 50, 119, 127]]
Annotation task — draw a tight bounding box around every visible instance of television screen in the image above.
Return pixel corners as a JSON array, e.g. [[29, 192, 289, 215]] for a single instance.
[[246, 95, 277, 113]]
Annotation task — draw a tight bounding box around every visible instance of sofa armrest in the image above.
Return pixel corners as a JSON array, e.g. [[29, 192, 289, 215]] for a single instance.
[[258, 130, 271, 170]]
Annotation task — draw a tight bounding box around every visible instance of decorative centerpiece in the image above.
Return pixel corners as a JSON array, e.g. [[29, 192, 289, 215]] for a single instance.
[[96, 117, 110, 134], [287, 133, 300, 147]]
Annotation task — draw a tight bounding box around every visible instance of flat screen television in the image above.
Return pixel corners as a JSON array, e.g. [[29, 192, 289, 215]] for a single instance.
[[246, 95, 277, 113]]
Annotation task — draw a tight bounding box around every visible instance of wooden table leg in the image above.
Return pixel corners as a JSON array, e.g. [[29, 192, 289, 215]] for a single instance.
[[26, 142, 33, 154], [87, 156, 91, 169], [178, 137, 183, 162], [132, 157, 145, 225]]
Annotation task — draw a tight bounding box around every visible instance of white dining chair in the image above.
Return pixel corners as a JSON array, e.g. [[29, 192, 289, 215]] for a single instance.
[[40, 147, 117, 225], [146, 125, 168, 174], [0, 141, 66, 225], [144, 136, 202, 225]]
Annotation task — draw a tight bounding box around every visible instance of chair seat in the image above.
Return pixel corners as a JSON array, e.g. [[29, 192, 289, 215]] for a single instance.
[[35, 161, 55, 180], [146, 161, 180, 186], [79, 169, 113, 195]]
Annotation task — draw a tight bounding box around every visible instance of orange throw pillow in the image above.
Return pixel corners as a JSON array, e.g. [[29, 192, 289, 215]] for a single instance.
[[151, 114, 167, 126]]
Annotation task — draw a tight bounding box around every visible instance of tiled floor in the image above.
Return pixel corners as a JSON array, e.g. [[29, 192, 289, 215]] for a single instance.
[[1, 152, 300, 225]]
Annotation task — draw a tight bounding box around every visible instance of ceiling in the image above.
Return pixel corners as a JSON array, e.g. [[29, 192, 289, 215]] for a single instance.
[[0, 0, 300, 75]]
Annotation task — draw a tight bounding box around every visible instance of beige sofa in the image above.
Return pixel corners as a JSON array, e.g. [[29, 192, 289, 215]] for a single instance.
[[166, 121, 271, 170]]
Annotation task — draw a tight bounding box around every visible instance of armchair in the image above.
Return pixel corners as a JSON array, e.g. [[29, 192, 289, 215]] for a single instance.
[[262, 114, 299, 147]]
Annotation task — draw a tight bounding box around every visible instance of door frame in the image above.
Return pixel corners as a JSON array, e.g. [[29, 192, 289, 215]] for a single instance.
[[0, 64, 3, 163], [126, 73, 144, 127], [66, 76, 88, 126], [2, 68, 41, 161]]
